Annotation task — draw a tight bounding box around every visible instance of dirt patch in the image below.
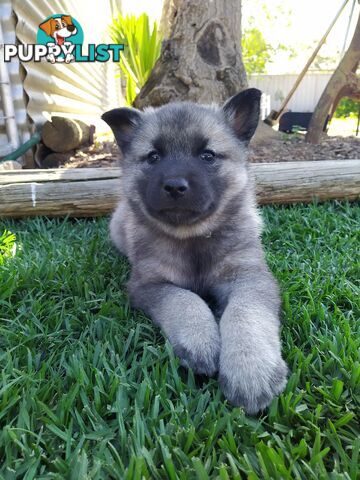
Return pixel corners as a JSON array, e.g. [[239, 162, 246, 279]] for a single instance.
[[59, 133, 359, 169], [249, 134, 360, 163], [61, 140, 121, 168]]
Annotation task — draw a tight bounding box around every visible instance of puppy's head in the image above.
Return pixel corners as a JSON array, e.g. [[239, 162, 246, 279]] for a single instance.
[[39, 15, 77, 43], [102, 89, 261, 235]]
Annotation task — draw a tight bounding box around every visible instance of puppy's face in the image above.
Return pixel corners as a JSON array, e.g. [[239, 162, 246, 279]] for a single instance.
[[103, 89, 260, 229], [39, 15, 77, 44]]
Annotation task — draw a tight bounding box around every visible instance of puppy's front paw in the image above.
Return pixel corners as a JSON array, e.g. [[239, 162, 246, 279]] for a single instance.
[[219, 351, 288, 414], [172, 323, 220, 376]]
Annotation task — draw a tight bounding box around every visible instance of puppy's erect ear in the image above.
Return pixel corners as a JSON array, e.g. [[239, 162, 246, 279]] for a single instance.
[[61, 15, 72, 26], [222, 88, 261, 143], [102, 108, 143, 153], [39, 18, 56, 37]]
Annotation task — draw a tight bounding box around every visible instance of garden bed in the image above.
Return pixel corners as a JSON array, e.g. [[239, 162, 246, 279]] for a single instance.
[[47, 134, 360, 169]]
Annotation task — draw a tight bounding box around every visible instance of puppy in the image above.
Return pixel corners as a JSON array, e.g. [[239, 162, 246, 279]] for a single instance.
[[39, 15, 77, 63], [102, 89, 288, 414]]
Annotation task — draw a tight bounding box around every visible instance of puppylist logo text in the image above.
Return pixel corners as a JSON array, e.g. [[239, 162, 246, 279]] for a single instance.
[[2, 14, 124, 63]]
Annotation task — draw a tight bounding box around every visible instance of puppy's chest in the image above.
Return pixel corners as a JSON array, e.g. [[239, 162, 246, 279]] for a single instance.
[[175, 239, 217, 294]]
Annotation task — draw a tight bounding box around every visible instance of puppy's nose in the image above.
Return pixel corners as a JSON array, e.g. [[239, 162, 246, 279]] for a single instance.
[[67, 24, 75, 32], [163, 178, 189, 199]]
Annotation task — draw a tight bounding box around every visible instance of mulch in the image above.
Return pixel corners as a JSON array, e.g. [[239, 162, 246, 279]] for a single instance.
[[249, 135, 360, 163], [59, 134, 359, 169]]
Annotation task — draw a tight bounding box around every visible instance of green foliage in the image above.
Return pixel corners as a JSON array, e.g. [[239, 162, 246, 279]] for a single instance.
[[242, 27, 272, 74], [0, 201, 359, 477], [110, 14, 162, 105], [0, 229, 16, 265], [334, 97, 359, 119]]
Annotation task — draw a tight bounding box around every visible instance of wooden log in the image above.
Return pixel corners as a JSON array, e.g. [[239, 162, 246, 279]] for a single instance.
[[0, 161, 359, 218], [42, 117, 92, 152], [252, 159, 360, 204], [0, 168, 121, 218]]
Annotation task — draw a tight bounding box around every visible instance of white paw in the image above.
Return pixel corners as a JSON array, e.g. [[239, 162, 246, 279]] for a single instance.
[[219, 349, 288, 414]]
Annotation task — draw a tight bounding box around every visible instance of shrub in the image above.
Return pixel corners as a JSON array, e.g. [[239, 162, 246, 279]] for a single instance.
[[334, 97, 359, 118], [242, 27, 272, 74], [110, 14, 162, 105]]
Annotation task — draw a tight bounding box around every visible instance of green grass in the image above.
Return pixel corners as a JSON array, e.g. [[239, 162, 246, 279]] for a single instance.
[[0, 201, 359, 479]]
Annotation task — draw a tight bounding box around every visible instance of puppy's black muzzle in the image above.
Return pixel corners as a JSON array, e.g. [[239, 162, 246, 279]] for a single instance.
[[163, 177, 189, 200]]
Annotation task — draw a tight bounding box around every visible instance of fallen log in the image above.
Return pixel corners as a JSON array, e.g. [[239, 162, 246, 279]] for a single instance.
[[42, 117, 93, 152], [253, 159, 360, 204], [0, 160, 359, 218]]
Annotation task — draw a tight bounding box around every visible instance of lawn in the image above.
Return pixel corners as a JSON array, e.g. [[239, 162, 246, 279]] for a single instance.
[[0, 201, 359, 479]]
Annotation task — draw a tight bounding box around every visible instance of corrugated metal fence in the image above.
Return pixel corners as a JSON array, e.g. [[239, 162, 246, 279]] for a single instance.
[[0, 0, 123, 161], [0, 0, 29, 155], [13, 0, 123, 128]]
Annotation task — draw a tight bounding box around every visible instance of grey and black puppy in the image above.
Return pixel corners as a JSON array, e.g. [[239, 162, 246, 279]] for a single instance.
[[102, 88, 288, 414]]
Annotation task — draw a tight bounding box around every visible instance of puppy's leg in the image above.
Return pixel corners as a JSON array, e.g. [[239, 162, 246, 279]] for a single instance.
[[109, 202, 128, 256], [129, 282, 220, 376], [218, 268, 288, 414]]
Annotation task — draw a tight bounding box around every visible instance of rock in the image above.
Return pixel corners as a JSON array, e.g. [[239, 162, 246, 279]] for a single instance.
[[42, 152, 73, 168], [34, 142, 53, 168], [252, 121, 281, 146], [0, 160, 22, 170]]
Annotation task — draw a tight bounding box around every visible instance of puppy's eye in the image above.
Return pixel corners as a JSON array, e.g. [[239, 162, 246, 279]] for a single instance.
[[62, 22, 67, 27], [55, 24, 60, 30], [147, 150, 160, 164], [200, 149, 216, 162]]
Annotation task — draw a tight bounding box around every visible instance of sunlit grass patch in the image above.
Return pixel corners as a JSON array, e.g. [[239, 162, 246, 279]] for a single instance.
[[0, 229, 16, 265]]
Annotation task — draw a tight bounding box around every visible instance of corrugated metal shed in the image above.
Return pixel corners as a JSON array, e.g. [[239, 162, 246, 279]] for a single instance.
[[0, 0, 30, 155], [13, 0, 123, 131], [249, 73, 332, 113], [0, 0, 167, 164]]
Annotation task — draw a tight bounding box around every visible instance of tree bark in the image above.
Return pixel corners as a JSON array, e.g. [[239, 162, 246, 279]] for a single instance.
[[1, 161, 359, 218], [306, 12, 360, 144], [134, 0, 248, 108]]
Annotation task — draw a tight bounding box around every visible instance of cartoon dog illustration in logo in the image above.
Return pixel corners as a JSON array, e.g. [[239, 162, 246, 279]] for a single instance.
[[39, 15, 77, 63]]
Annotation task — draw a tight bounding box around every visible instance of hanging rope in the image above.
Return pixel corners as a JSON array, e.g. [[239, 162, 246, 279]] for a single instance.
[[341, 0, 357, 57]]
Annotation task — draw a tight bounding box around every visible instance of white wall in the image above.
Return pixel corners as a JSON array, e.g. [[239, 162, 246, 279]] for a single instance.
[[249, 73, 332, 112]]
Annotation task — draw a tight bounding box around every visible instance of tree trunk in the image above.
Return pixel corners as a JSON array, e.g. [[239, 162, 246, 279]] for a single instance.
[[306, 12, 360, 144], [133, 0, 248, 108]]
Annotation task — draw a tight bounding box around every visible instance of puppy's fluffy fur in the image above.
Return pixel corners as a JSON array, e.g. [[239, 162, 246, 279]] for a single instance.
[[102, 89, 288, 414]]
